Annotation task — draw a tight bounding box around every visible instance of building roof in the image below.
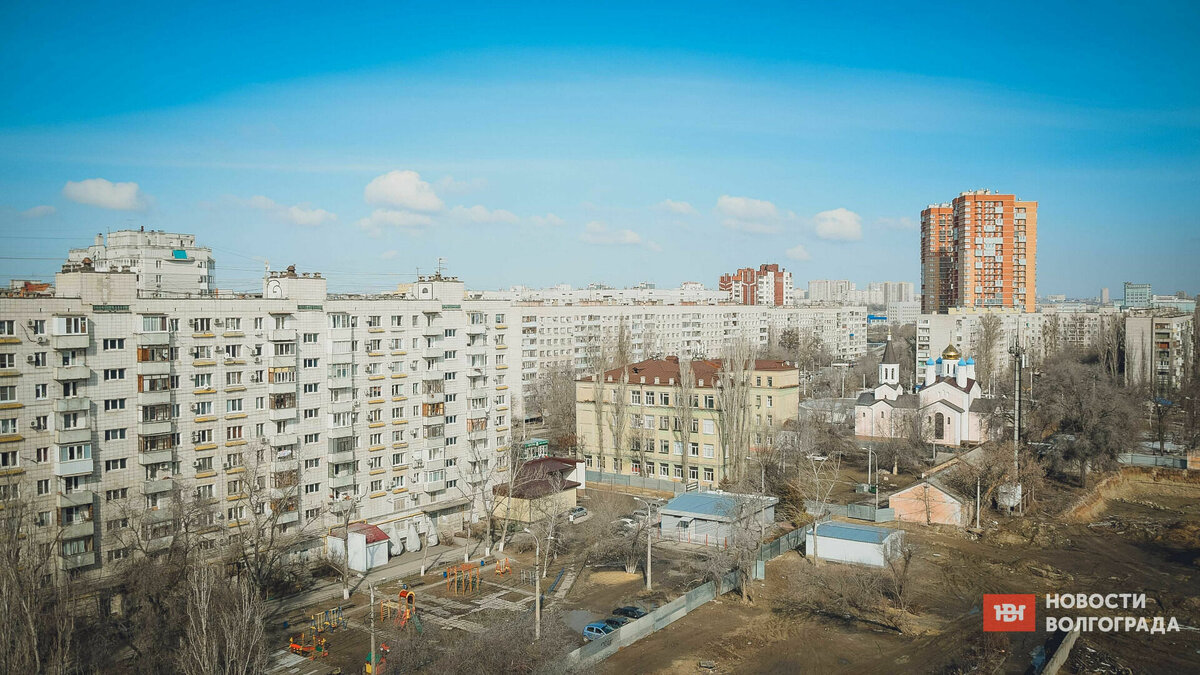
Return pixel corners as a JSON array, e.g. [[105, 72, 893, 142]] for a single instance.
[[331, 522, 390, 545], [880, 335, 900, 365], [806, 521, 900, 544], [581, 356, 795, 388], [493, 456, 582, 500], [892, 475, 966, 503], [941, 344, 961, 360], [661, 491, 778, 521]]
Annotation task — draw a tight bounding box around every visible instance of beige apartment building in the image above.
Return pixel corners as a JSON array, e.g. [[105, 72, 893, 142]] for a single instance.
[[575, 357, 799, 487], [0, 258, 517, 580]]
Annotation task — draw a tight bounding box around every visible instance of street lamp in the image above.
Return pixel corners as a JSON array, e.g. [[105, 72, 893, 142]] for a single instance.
[[633, 497, 658, 590], [523, 528, 554, 640], [357, 574, 387, 674], [863, 446, 878, 510]]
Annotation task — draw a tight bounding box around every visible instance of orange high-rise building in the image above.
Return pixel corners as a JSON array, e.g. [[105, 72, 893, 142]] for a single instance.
[[921, 190, 1037, 313]]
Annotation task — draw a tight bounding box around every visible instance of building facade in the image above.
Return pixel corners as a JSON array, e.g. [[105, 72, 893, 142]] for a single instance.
[[1122, 282, 1151, 308], [1125, 312, 1195, 394], [0, 263, 518, 579], [574, 357, 800, 487], [921, 190, 1038, 314], [719, 264, 794, 307], [67, 230, 216, 298]]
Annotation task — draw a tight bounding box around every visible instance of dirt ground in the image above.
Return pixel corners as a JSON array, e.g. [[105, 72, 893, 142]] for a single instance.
[[602, 469, 1200, 675]]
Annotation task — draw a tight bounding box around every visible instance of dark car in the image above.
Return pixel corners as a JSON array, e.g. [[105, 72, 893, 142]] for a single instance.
[[603, 616, 631, 629], [613, 606, 648, 619]]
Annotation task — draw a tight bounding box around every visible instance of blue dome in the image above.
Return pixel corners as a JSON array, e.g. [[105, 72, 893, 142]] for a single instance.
[[935, 357, 943, 364], [925, 358, 935, 365], [958, 358, 966, 365], [966, 357, 975, 364]]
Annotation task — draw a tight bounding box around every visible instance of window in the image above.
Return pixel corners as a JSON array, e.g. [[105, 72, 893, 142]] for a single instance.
[[0, 320, 13, 336], [703, 444, 715, 458], [689, 442, 699, 457], [303, 382, 319, 394], [105, 488, 128, 501], [303, 332, 319, 343], [0, 420, 17, 436], [660, 440, 670, 454], [102, 338, 125, 350], [103, 368, 126, 381], [195, 456, 214, 472], [303, 358, 319, 368], [0, 386, 14, 402], [31, 352, 46, 367], [35, 447, 48, 462], [36, 478, 50, 495], [104, 398, 126, 411], [226, 371, 243, 386], [703, 419, 715, 435], [703, 467, 714, 482], [0, 354, 14, 369], [61, 316, 86, 334], [104, 428, 127, 441], [34, 384, 47, 400], [105, 458, 127, 471], [226, 426, 243, 440]]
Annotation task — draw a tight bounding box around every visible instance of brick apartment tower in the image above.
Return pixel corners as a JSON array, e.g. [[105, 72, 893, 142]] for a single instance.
[[921, 190, 1037, 313], [719, 263, 793, 306]]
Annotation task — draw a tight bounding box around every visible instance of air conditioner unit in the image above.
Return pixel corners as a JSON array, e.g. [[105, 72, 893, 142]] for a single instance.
[[250, 375, 261, 383], [36, 337, 47, 345], [26, 355, 36, 364], [191, 431, 201, 442], [26, 320, 36, 328], [188, 319, 196, 327], [213, 319, 223, 327], [222, 463, 232, 471], [254, 357, 262, 364], [192, 460, 203, 468], [31, 422, 46, 431]]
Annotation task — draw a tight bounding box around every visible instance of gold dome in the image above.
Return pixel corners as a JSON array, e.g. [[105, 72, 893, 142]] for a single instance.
[[941, 343, 961, 360]]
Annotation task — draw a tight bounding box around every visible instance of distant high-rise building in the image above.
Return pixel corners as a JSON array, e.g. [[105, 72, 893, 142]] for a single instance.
[[719, 264, 793, 306], [1101, 287, 1110, 304], [921, 190, 1037, 313], [67, 229, 215, 298], [807, 279, 854, 303], [1123, 282, 1151, 308]]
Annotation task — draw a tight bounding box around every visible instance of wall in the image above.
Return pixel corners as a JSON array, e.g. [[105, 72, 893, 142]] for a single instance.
[[805, 530, 895, 567], [890, 483, 967, 526]]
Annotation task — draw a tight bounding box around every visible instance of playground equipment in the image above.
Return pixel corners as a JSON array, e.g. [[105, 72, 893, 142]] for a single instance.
[[495, 557, 512, 576], [445, 563, 481, 595], [287, 632, 329, 660], [380, 589, 418, 629], [308, 606, 348, 634]]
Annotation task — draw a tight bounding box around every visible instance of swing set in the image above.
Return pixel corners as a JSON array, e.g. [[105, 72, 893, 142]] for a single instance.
[[444, 563, 481, 594]]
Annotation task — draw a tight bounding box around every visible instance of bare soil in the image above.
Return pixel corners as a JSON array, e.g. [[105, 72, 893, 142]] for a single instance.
[[602, 469, 1200, 675]]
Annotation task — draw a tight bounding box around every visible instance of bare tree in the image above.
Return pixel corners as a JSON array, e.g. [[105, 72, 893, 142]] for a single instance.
[[177, 567, 268, 675], [605, 365, 631, 480], [716, 340, 756, 484], [673, 354, 697, 485], [701, 488, 766, 602], [974, 314, 1004, 393], [529, 363, 577, 453], [884, 545, 916, 613], [794, 451, 842, 564]]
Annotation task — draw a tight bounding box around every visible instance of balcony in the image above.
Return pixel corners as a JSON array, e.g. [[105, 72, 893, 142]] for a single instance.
[[422, 480, 446, 494], [137, 360, 172, 376], [467, 428, 488, 441], [57, 490, 94, 508], [328, 426, 354, 440], [55, 428, 91, 445], [144, 478, 176, 495], [422, 415, 444, 426], [269, 328, 297, 342], [466, 408, 488, 420], [54, 365, 90, 381], [275, 510, 299, 525], [139, 390, 174, 406], [136, 332, 170, 347], [138, 420, 174, 436], [330, 351, 355, 365], [51, 334, 89, 350], [269, 354, 296, 368], [268, 380, 296, 395], [330, 400, 355, 415], [329, 473, 356, 489], [54, 397, 90, 413], [270, 432, 299, 447], [268, 407, 296, 422], [61, 521, 94, 540], [139, 449, 174, 465], [60, 551, 96, 571]]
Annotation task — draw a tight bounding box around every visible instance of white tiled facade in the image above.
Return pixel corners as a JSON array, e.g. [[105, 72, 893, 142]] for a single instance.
[[67, 230, 216, 298], [0, 267, 517, 577]]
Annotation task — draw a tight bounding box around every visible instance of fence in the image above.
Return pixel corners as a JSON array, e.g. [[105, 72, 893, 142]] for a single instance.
[[805, 500, 895, 523], [584, 470, 689, 494], [1117, 453, 1188, 469], [562, 527, 809, 670], [562, 569, 740, 668]]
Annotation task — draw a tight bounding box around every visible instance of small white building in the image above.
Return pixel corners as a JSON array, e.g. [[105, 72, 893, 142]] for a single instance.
[[326, 522, 391, 573], [805, 521, 904, 567], [660, 491, 777, 546]]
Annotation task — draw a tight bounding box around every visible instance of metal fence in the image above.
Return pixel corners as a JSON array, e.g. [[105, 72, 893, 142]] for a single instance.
[[584, 469, 689, 494], [804, 500, 895, 523], [756, 527, 806, 562], [1117, 453, 1188, 469]]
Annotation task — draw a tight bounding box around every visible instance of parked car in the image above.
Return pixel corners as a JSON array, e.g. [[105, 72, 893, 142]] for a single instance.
[[583, 622, 615, 641], [613, 606, 648, 619], [611, 517, 636, 531], [603, 616, 631, 629], [567, 506, 588, 522]]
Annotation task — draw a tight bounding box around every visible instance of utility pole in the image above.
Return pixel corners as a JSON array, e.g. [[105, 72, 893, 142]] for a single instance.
[[975, 476, 981, 529], [635, 497, 655, 590], [1008, 342, 1025, 515]]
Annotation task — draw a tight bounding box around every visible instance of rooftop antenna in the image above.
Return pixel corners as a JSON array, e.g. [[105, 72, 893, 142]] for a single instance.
[[436, 257, 446, 278]]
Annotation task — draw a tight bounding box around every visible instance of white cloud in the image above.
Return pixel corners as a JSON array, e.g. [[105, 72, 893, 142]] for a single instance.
[[529, 213, 565, 227], [656, 199, 697, 216], [877, 216, 917, 230], [813, 208, 863, 241], [240, 195, 337, 226], [62, 178, 146, 211], [450, 204, 520, 224], [435, 175, 487, 195], [380, 250, 398, 259], [716, 195, 778, 220], [579, 221, 643, 245], [716, 195, 785, 233], [356, 209, 434, 237], [21, 205, 55, 218], [786, 244, 812, 261], [364, 170, 443, 212]]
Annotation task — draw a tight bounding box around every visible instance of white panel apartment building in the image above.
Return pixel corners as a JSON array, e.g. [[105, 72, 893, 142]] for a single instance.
[[0, 263, 517, 578], [67, 230, 216, 298], [517, 303, 867, 388]]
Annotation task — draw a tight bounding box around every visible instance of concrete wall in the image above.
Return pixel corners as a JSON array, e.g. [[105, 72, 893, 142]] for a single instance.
[[805, 527, 902, 567], [890, 483, 968, 526]]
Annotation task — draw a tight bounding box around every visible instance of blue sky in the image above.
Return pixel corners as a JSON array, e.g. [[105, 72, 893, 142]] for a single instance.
[[2, 2, 1198, 296]]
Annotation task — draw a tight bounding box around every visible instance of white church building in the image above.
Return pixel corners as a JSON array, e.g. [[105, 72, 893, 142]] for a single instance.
[[855, 340, 994, 447]]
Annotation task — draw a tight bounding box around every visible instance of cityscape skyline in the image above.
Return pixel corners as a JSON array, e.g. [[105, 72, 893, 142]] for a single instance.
[[2, 4, 1198, 296]]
